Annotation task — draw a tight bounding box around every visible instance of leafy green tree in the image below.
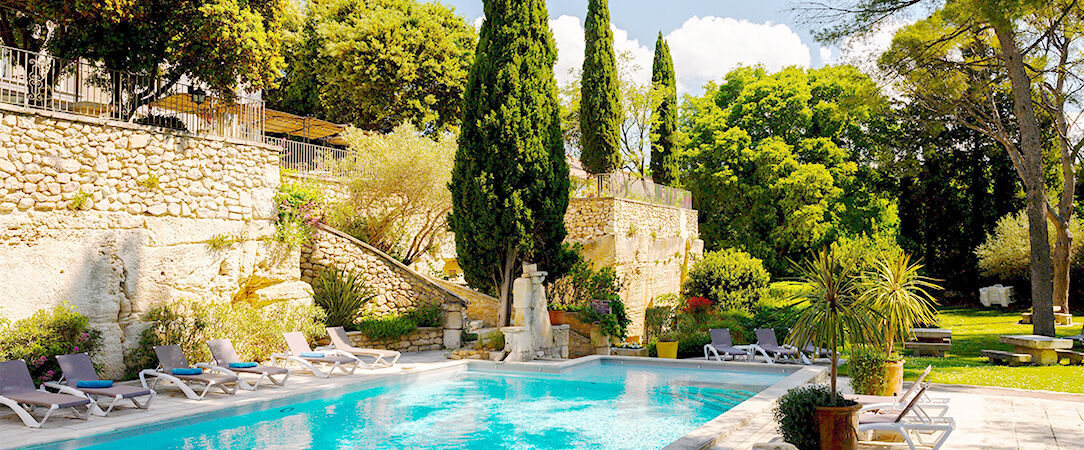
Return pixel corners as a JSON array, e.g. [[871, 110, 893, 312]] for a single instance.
[[449, 0, 570, 326], [267, 0, 476, 133], [682, 66, 899, 273], [578, 0, 622, 174], [649, 32, 678, 186], [49, 0, 288, 117], [808, 0, 1083, 336]]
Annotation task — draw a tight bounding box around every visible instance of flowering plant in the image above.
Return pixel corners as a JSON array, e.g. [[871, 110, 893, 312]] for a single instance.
[[0, 304, 103, 384], [275, 182, 325, 247], [683, 296, 714, 315]]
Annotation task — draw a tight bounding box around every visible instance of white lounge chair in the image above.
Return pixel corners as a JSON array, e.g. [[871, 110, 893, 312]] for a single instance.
[[45, 352, 156, 416], [846, 365, 950, 418], [751, 329, 806, 364], [325, 327, 401, 369], [703, 329, 749, 361], [207, 339, 290, 390], [138, 345, 240, 400], [271, 332, 360, 378], [0, 359, 93, 428], [858, 383, 955, 450]]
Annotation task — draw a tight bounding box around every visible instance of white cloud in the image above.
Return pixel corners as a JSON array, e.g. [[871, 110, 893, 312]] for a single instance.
[[819, 47, 833, 63], [664, 16, 811, 94], [472, 16, 484, 30], [550, 15, 586, 87]]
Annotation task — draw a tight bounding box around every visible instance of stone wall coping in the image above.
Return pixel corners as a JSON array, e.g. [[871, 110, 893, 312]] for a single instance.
[[571, 195, 696, 213], [317, 224, 467, 306], [345, 327, 443, 336], [0, 102, 279, 152]]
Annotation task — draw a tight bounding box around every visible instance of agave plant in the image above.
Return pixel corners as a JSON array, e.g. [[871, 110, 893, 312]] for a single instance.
[[858, 253, 942, 354], [785, 247, 884, 398], [313, 266, 375, 328]]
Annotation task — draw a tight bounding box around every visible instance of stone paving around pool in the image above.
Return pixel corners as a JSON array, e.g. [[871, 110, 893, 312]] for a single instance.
[[715, 378, 1084, 450], [3, 351, 1081, 449]]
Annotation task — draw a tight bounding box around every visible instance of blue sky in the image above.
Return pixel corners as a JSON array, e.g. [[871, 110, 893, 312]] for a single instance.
[[433, 0, 859, 94]]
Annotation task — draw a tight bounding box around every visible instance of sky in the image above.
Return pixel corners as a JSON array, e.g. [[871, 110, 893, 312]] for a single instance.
[[432, 0, 900, 95]]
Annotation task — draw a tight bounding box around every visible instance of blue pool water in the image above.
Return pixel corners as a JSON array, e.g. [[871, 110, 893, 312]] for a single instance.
[[77, 361, 786, 449]]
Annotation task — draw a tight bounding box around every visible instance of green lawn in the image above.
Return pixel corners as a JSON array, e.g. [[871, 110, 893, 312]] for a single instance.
[[896, 307, 1084, 393]]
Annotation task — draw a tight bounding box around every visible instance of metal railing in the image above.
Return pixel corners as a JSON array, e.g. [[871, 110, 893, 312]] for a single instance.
[[0, 45, 264, 142], [574, 172, 693, 209], [267, 136, 351, 177]]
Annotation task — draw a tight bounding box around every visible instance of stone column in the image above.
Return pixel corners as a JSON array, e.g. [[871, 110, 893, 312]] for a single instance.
[[443, 300, 464, 349]]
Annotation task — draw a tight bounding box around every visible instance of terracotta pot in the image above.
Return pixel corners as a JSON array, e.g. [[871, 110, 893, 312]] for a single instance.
[[656, 341, 678, 359], [548, 310, 567, 325], [881, 359, 905, 396], [814, 403, 860, 450]]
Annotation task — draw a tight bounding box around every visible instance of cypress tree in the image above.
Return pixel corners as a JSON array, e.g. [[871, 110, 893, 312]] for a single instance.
[[448, 0, 570, 326], [578, 0, 622, 174], [650, 32, 678, 186]]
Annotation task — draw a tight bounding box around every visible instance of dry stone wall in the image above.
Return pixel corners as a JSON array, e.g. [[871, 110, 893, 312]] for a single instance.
[[345, 327, 443, 352], [0, 105, 312, 377]]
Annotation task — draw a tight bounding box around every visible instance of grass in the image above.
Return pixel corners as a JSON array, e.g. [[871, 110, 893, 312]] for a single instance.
[[895, 307, 1084, 393]]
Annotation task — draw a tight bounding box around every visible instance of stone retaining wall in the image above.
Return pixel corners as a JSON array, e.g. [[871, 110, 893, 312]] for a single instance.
[[0, 105, 311, 377], [301, 225, 467, 349], [345, 327, 443, 352]]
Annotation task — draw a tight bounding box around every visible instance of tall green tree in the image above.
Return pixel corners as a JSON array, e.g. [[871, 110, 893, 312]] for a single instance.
[[449, 0, 570, 326], [649, 32, 678, 186], [682, 65, 899, 273], [578, 0, 622, 174], [267, 0, 476, 133], [6, 0, 288, 118]]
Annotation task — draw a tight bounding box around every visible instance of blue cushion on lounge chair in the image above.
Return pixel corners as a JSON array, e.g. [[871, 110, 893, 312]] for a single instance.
[[300, 352, 325, 358], [228, 362, 258, 368], [171, 368, 203, 376], [76, 379, 113, 388]]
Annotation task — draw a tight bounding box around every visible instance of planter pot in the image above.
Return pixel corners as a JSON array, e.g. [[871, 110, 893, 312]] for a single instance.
[[882, 359, 905, 396], [656, 341, 678, 359], [548, 310, 567, 325], [814, 403, 861, 450], [611, 347, 649, 357]]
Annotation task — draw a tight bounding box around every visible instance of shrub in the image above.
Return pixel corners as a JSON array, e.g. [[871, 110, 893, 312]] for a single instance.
[[547, 250, 621, 312], [312, 267, 374, 328], [483, 331, 505, 350], [0, 305, 103, 385], [976, 209, 1084, 281], [404, 303, 443, 328], [683, 248, 770, 312], [134, 114, 189, 132], [124, 300, 325, 379], [354, 315, 416, 340], [275, 181, 325, 248], [773, 384, 850, 450], [847, 345, 890, 395], [683, 296, 713, 315], [832, 232, 903, 273], [68, 191, 91, 210], [136, 174, 160, 190], [644, 304, 676, 342], [676, 331, 711, 358]]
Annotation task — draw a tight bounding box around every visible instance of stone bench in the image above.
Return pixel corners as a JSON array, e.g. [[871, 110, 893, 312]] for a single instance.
[[1020, 308, 1073, 326], [982, 349, 1032, 366], [903, 341, 952, 357], [1057, 349, 1084, 365]]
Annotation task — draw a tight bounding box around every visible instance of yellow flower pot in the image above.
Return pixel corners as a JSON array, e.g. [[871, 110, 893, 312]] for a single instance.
[[657, 341, 678, 359]]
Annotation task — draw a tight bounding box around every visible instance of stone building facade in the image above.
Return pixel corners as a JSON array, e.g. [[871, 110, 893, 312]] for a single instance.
[[564, 197, 703, 341], [0, 105, 311, 376]]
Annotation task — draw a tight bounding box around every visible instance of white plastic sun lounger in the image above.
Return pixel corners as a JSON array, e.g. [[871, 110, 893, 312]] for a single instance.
[[270, 332, 360, 378], [1, 359, 93, 428], [325, 327, 401, 369], [751, 328, 807, 364], [44, 352, 156, 416], [138, 345, 240, 400], [858, 382, 955, 450], [703, 329, 749, 362], [847, 365, 950, 418], [207, 339, 290, 390]]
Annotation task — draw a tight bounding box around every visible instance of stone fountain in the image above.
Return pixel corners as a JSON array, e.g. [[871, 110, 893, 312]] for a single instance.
[[500, 263, 569, 361]]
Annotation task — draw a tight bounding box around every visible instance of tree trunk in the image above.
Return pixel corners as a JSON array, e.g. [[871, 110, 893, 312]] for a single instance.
[[991, 18, 1055, 336], [1052, 223, 1072, 313], [495, 248, 519, 327]]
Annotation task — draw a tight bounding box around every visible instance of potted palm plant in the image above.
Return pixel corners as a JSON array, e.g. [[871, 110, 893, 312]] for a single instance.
[[857, 253, 941, 396], [785, 247, 883, 450]]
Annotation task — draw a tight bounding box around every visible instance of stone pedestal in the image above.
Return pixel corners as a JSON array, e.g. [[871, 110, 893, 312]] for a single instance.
[[443, 329, 462, 350], [551, 324, 570, 359], [501, 326, 531, 362]]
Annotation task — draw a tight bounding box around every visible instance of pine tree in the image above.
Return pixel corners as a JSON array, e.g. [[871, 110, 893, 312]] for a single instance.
[[650, 32, 678, 186], [578, 0, 622, 174], [448, 0, 570, 326]]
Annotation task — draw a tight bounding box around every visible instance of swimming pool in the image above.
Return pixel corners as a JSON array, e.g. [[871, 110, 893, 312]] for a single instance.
[[54, 359, 800, 449]]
